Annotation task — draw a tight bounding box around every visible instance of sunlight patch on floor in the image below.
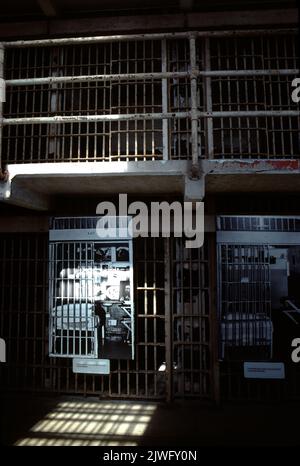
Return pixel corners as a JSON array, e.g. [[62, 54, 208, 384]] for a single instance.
[[15, 400, 157, 446]]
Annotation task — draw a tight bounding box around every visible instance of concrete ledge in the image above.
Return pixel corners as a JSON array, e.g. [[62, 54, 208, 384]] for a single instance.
[[0, 160, 205, 210], [204, 159, 300, 193], [1, 159, 300, 211], [204, 159, 300, 174]]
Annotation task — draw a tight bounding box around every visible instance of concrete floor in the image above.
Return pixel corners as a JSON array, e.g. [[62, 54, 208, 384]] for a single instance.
[[1, 394, 300, 446]]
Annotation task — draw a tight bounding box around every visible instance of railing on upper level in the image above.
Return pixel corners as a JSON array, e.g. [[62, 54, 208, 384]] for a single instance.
[[0, 29, 299, 169]]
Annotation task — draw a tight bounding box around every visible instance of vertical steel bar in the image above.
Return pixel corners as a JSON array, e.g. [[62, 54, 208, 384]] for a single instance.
[[226, 41, 233, 156], [79, 242, 85, 356], [286, 34, 294, 156], [14, 48, 22, 163], [86, 46, 91, 161], [70, 46, 75, 161], [267, 38, 276, 157], [15, 237, 22, 369], [117, 360, 121, 396], [153, 240, 157, 395], [151, 40, 155, 160], [48, 243, 53, 357], [204, 38, 214, 158], [42, 237, 47, 389], [109, 42, 112, 162], [164, 238, 172, 402], [0, 238, 6, 371], [189, 36, 200, 175], [185, 40, 189, 160], [78, 47, 83, 161], [217, 41, 224, 156], [209, 233, 221, 404], [234, 39, 242, 156], [29, 49, 35, 161], [144, 240, 148, 397], [14, 51, 22, 163], [243, 41, 251, 156], [189, 249, 193, 395], [171, 40, 177, 159], [102, 44, 107, 161], [7, 48, 13, 164], [49, 48, 58, 159], [161, 39, 169, 161], [261, 37, 270, 157], [21, 48, 29, 162], [0, 43, 4, 169], [118, 41, 121, 160], [67, 241, 70, 356], [126, 360, 130, 396], [94, 45, 98, 161], [176, 239, 183, 395], [126, 41, 129, 161], [32, 49, 44, 160], [33, 235, 38, 383], [251, 39, 259, 155], [134, 41, 138, 159], [24, 237, 30, 384], [143, 41, 146, 160], [61, 47, 65, 162], [5, 238, 13, 387], [181, 242, 185, 395], [276, 38, 285, 156], [197, 248, 202, 396]]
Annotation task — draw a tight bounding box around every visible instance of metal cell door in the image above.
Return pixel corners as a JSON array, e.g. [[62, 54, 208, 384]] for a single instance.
[[49, 241, 98, 358], [218, 244, 273, 360]]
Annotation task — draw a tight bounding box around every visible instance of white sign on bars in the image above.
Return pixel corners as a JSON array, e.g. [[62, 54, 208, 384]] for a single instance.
[[73, 358, 110, 375]]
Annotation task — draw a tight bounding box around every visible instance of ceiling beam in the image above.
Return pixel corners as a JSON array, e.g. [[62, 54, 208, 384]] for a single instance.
[[37, 0, 58, 17], [0, 8, 297, 39], [180, 0, 194, 10]]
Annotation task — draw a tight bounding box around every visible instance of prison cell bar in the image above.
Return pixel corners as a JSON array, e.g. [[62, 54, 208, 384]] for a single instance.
[[171, 238, 212, 398], [164, 238, 172, 402], [2, 28, 297, 48], [0, 44, 4, 168], [1, 31, 299, 164], [161, 40, 169, 162], [3, 110, 299, 127], [190, 36, 200, 176], [208, 233, 221, 404], [204, 38, 214, 159], [5, 69, 299, 88], [5, 72, 190, 86]]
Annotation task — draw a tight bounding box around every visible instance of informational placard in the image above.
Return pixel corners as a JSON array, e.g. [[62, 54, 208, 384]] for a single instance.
[[244, 362, 285, 379], [73, 358, 110, 375]]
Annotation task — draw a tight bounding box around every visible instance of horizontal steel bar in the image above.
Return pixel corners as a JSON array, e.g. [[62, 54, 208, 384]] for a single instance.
[[206, 110, 300, 117], [2, 28, 297, 48], [5, 69, 299, 88], [3, 32, 190, 48], [2, 112, 189, 125], [202, 69, 300, 77], [3, 110, 299, 126], [5, 72, 190, 87]]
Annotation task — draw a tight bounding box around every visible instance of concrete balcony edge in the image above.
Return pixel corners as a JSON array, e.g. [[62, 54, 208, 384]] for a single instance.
[[0, 159, 299, 211], [0, 160, 205, 210], [204, 159, 300, 193]]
